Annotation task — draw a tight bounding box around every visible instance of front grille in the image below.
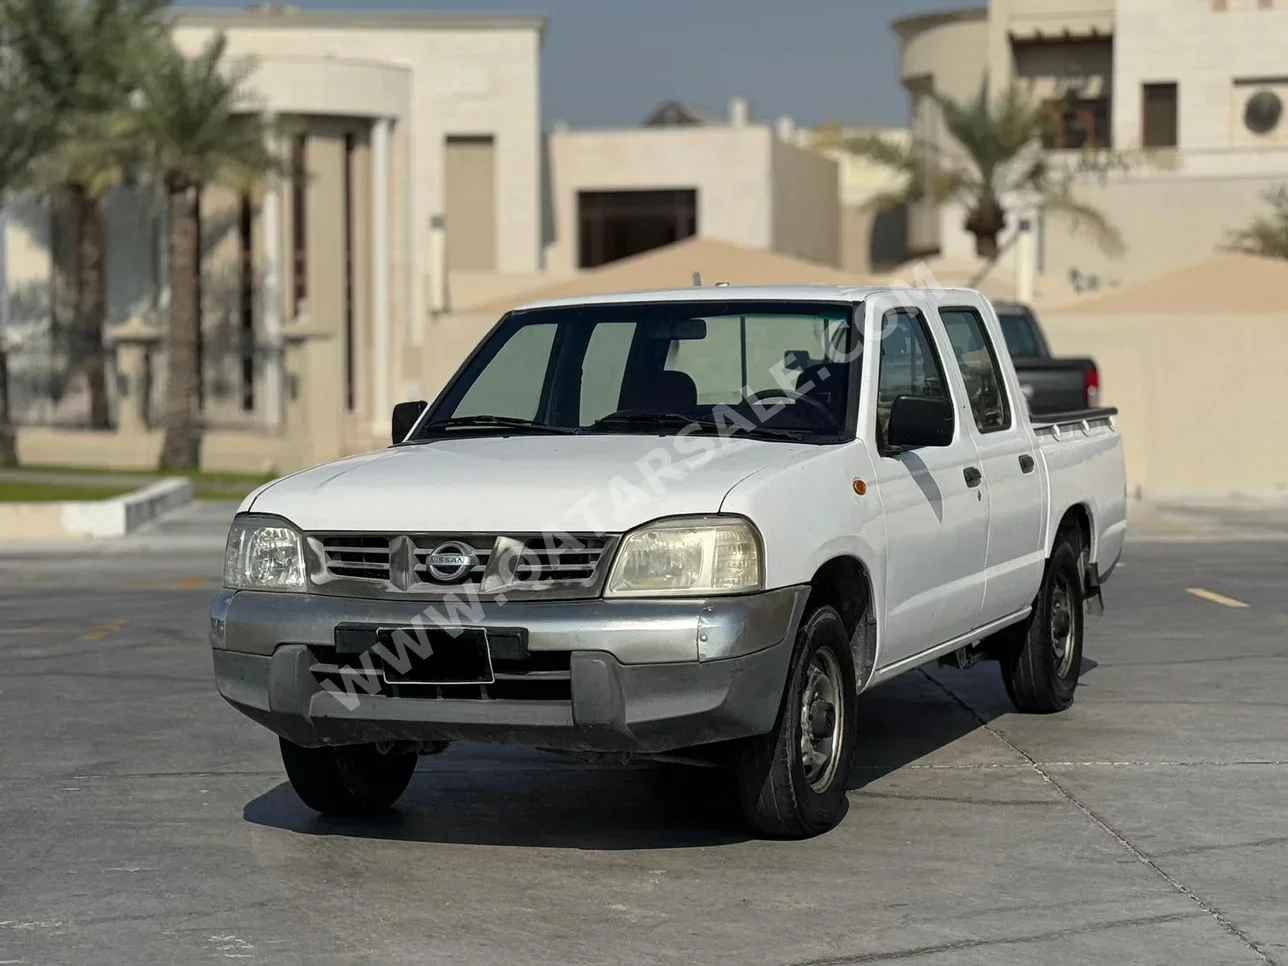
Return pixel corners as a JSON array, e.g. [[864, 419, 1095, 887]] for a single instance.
[[507, 542, 604, 584], [312, 532, 613, 596], [308, 645, 572, 703], [320, 536, 392, 579]]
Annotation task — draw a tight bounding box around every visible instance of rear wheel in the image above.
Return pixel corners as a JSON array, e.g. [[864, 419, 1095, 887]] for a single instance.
[[999, 534, 1084, 713], [279, 739, 418, 816], [732, 605, 857, 838]]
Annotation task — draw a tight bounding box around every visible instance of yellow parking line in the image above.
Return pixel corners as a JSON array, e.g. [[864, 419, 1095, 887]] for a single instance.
[[1187, 588, 1249, 609], [175, 577, 206, 590], [81, 619, 127, 641]]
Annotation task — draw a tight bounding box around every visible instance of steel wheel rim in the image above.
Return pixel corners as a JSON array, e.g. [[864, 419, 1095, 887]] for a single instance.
[[799, 646, 844, 792], [1051, 574, 1077, 676]]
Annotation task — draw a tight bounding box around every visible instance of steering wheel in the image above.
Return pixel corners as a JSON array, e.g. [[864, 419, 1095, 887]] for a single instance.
[[743, 388, 839, 425]]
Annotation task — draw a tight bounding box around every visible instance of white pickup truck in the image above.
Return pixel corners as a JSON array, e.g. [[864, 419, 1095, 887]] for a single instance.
[[211, 285, 1126, 838]]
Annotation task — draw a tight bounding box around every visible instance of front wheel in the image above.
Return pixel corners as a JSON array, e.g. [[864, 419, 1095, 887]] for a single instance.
[[999, 534, 1085, 713], [279, 738, 418, 816], [732, 605, 857, 838]]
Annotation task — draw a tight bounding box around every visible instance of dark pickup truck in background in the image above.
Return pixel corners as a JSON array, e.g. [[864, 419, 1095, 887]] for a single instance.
[[992, 300, 1100, 416]]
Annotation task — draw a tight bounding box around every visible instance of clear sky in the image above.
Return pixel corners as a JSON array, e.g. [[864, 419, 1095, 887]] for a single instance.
[[172, 0, 973, 128]]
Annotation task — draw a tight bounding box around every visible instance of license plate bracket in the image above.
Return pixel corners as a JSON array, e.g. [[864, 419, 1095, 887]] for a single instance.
[[375, 626, 495, 686]]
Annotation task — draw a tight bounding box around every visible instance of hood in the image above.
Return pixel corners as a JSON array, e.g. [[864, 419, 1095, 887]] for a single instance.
[[247, 434, 815, 534]]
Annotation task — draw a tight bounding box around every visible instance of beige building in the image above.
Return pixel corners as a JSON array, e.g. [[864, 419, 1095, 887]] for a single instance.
[[1, 6, 850, 475], [542, 99, 840, 278], [10, 0, 1286, 503], [894, 7, 991, 258], [5, 3, 546, 463], [1041, 252, 1288, 498], [894, 0, 1288, 298], [795, 125, 911, 273]]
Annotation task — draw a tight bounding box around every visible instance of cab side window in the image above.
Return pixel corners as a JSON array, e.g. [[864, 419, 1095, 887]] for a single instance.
[[877, 308, 952, 448], [939, 306, 1012, 433]]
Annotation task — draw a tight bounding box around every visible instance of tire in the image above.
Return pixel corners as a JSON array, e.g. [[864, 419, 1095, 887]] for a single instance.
[[999, 533, 1084, 713], [279, 738, 418, 816], [732, 605, 858, 838]]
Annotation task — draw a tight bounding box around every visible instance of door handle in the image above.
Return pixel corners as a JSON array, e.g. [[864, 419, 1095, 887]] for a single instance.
[[963, 466, 982, 487], [1019, 454, 1035, 474]]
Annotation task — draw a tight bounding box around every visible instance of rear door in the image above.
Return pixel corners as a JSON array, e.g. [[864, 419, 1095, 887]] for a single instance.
[[869, 304, 990, 666], [937, 301, 1045, 625]]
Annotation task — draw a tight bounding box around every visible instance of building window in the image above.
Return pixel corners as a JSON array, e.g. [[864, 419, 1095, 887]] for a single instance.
[[1044, 96, 1112, 150], [290, 134, 307, 317], [1142, 83, 1179, 148], [343, 132, 356, 412], [577, 189, 698, 269], [239, 193, 255, 412], [444, 135, 498, 272]]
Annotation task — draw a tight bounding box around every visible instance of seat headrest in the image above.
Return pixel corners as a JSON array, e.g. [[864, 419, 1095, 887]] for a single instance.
[[621, 369, 699, 413]]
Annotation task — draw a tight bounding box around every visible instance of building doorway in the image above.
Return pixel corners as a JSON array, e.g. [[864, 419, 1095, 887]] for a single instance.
[[577, 189, 698, 269]]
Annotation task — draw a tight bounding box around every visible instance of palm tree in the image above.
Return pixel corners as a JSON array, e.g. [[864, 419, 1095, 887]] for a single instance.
[[1225, 187, 1288, 259], [0, 29, 58, 466], [0, 0, 169, 430], [121, 33, 282, 470], [836, 83, 1123, 262]]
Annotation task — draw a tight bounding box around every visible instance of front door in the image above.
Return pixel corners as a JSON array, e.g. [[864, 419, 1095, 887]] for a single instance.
[[870, 306, 990, 667]]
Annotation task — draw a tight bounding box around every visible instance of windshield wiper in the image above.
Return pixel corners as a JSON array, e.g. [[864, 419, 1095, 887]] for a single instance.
[[590, 411, 810, 442], [591, 411, 699, 428], [418, 415, 577, 435]]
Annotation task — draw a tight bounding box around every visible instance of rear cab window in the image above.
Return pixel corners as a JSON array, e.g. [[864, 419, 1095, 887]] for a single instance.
[[668, 312, 855, 414], [938, 306, 1013, 434]]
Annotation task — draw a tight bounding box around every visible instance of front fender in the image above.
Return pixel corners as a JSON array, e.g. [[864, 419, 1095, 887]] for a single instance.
[[720, 445, 887, 667]]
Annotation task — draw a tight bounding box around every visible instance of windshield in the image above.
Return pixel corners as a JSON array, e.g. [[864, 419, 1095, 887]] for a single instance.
[[415, 300, 861, 444]]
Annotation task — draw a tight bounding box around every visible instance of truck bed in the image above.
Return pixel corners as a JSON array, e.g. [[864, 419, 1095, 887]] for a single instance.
[[1034, 408, 1127, 580]]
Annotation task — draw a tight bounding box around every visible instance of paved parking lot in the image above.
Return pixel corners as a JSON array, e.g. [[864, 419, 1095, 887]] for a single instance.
[[1, 506, 1286, 965]]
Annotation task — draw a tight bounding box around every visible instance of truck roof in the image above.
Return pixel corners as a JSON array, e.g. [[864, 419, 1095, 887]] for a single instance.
[[508, 284, 988, 313]]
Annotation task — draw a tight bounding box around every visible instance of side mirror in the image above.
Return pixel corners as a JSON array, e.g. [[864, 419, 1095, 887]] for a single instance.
[[886, 395, 953, 451], [392, 400, 428, 444]]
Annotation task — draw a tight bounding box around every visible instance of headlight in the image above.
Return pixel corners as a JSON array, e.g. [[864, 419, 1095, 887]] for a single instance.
[[223, 516, 306, 592], [605, 516, 763, 597]]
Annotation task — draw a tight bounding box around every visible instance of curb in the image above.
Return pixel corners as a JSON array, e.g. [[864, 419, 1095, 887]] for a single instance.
[[0, 478, 194, 541], [0, 536, 226, 557], [61, 478, 194, 538]]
